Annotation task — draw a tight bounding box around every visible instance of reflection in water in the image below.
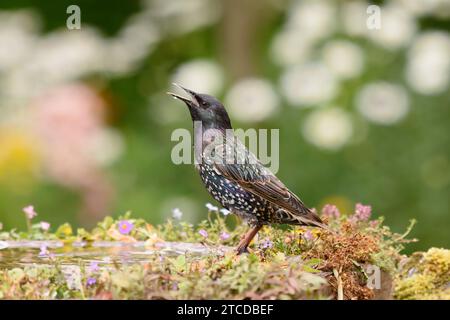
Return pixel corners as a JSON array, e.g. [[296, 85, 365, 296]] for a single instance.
[[0, 241, 231, 270]]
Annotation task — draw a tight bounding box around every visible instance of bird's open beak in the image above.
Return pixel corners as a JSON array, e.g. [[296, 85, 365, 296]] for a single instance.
[[167, 83, 200, 107]]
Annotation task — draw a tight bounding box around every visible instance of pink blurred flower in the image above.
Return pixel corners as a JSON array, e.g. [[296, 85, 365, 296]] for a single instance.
[[369, 220, 379, 228], [198, 229, 208, 238], [117, 220, 133, 235], [321, 204, 340, 218], [32, 84, 115, 223], [23, 205, 37, 220], [220, 231, 230, 240], [303, 230, 314, 241], [38, 244, 49, 257], [354, 203, 372, 221], [40, 221, 50, 231], [88, 261, 99, 273]]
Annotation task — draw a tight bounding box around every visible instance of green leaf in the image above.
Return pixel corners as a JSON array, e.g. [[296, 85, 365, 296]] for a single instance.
[[302, 265, 321, 273], [305, 258, 322, 266], [55, 223, 73, 238], [173, 255, 186, 273]]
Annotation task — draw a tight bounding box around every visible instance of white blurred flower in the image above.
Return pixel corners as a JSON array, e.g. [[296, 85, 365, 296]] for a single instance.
[[406, 31, 450, 95], [399, 0, 450, 18], [172, 208, 183, 220], [143, 0, 220, 35], [171, 59, 224, 96], [280, 62, 338, 107], [63, 266, 82, 290], [356, 82, 409, 125], [205, 203, 218, 212], [225, 78, 279, 123], [34, 27, 106, 79], [0, 9, 41, 31], [341, 1, 369, 37], [88, 128, 125, 167], [107, 15, 159, 74], [0, 10, 39, 71], [9, 27, 107, 99], [287, 0, 336, 41], [270, 29, 312, 66], [220, 208, 231, 216], [369, 3, 416, 50], [398, 0, 433, 16], [302, 108, 353, 151], [322, 40, 364, 79], [40, 221, 50, 231]]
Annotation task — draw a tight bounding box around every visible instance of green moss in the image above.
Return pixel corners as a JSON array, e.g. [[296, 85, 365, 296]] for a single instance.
[[394, 248, 450, 300]]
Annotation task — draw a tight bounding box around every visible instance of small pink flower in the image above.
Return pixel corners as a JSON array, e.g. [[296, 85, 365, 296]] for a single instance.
[[220, 231, 230, 240], [353, 203, 372, 221], [117, 220, 133, 235], [369, 220, 379, 228], [40, 221, 50, 231], [321, 204, 340, 218], [38, 244, 49, 257], [23, 205, 37, 220], [198, 229, 208, 238], [303, 230, 314, 241], [88, 261, 99, 273]]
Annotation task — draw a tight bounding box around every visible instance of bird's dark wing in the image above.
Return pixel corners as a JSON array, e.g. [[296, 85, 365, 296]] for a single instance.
[[210, 138, 324, 227]]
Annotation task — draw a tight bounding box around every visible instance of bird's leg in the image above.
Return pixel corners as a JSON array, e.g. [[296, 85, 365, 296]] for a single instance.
[[236, 225, 263, 255]]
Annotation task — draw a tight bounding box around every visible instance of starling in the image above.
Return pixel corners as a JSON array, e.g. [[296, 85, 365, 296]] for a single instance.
[[168, 84, 326, 254]]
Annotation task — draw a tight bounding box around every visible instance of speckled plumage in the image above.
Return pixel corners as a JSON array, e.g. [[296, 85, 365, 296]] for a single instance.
[[196, 135, 323, 228], [199, 162, 268, 226]]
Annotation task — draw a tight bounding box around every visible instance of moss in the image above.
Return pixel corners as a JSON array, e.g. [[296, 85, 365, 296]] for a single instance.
[[394, 248, 450, 300]]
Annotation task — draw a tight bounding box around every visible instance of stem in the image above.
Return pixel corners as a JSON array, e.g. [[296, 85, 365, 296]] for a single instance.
[[395, 219, 417, 241], [333, 268, 344, 300], [26, 219, 31, 233]]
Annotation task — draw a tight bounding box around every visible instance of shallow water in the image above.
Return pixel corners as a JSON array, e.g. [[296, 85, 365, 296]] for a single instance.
[[0, 240, 231, 270]]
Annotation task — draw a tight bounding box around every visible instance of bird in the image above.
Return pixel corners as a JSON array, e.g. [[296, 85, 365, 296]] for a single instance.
[[168, 84, 326, 254]]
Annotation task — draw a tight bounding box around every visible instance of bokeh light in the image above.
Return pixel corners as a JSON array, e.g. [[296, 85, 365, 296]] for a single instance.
[[225, 78, 279, 123], [301, 108, 353, 151], [356, 82, 410, 125]]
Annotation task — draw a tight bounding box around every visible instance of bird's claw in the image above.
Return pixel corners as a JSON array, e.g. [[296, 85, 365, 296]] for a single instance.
[[236, 245, 251, 255]]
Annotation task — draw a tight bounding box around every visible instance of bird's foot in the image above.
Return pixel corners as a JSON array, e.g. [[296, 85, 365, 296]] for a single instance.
[[235, 225, 263, 255], [236, 245, 250, 255]]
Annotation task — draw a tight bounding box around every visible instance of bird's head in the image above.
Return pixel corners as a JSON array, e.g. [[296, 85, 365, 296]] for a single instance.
[[168, 83, 232, 130]]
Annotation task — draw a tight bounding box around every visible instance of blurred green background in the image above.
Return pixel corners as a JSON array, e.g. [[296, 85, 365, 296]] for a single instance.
[[0, 0, 449, 252]]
